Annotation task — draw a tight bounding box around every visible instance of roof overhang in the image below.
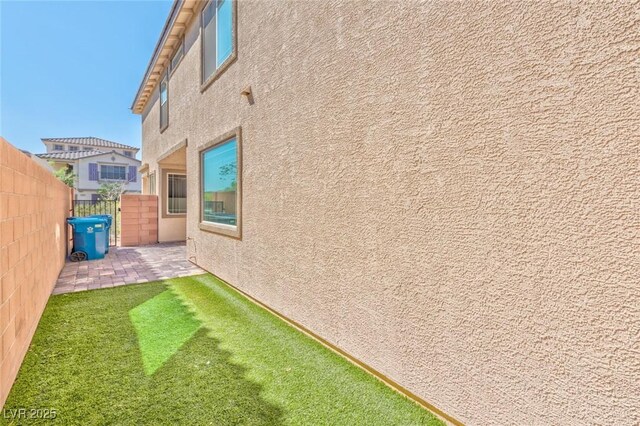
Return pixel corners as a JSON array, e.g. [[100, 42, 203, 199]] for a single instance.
[[131, 0, 199, 114]]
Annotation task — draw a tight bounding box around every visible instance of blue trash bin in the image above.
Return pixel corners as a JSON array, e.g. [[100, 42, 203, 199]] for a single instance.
[[66, 217, 108, 261], [89, 214, 112, 253]]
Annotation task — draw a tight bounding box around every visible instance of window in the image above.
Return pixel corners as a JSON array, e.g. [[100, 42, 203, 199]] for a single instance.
[[124, 151, 133, 157], [170, 39, 184, 73], [149, 171, 156, 195], [83, 146, 92, 151], [159, 73, 169, 130], [68, 145, 79, 151], [201, 0, 234, 85], [200, 129, 241, 238], [167, 173, 186, 214], [53, 144, 64, 151], [100, 164, 126, 180]]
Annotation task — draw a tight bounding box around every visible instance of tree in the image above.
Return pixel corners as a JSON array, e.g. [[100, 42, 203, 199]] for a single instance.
[[52, 164, 76, 187], [219, 162, 237, 192], [97, 182, 125, 201]]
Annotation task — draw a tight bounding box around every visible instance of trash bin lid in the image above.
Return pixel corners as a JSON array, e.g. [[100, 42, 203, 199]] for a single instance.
[[67, 217, 108, 225]]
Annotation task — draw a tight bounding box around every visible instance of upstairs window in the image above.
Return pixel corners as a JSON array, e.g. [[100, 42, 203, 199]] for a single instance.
[[124, 151, 133, 157], [53, 144, 64, 151], [83, 146, 92, 151], [170, 39, 184, 74], [160, 73, 169, 130], [100, 165, 126, 181], [201, 0, 234, 85], [68, 146, 79, 151]]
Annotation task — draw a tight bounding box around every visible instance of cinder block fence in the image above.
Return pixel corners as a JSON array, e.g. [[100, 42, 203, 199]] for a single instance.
[[0, 138, 72, 406], [120, 195, 158, 246]]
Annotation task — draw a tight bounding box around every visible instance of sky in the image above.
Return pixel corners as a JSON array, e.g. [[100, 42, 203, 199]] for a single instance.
[[0, 0, 173, 155], [203, 138, 237, 192]]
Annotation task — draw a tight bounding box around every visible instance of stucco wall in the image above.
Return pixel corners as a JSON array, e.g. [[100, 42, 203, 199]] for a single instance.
[[139, 1, 640, 424], [0, 138, 72, 407], [141, 95, 186, 242]]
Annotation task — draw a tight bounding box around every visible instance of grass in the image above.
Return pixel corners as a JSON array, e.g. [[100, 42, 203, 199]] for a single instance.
[[2, 274, 443, 425]]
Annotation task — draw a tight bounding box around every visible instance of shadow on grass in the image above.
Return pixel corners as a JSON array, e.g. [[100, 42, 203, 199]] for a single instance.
[[3, 281, 283, 425], [129, 290, 201, 375]]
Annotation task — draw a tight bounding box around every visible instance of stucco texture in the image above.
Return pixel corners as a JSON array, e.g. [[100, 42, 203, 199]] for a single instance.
[[139, 1, 640, 424]]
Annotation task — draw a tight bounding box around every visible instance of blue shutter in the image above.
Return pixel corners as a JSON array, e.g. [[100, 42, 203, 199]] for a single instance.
[[88, 163, 98, 181], [128, 166, 137, 182]]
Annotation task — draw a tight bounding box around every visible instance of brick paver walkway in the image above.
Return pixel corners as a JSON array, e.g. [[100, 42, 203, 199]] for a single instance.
[[53, 242, 204, 294]]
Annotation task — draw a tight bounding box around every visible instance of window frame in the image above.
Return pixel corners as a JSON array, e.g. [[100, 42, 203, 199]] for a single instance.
[[166, 172, 187, 215], [159, 71, 169, 132], [198, 127, 242, 239], [53, 144, 64, 151], [99, 164, 127, 181], [161, 169, 187, 218], [200, 0, 238, 92], [68, 145, 79, 151], [149, 171, 156, 195], [123, 151, 133, 157], [169, 37, 185, 76]]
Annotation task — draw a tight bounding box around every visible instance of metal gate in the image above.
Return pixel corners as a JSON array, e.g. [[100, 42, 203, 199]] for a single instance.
[[71, 199, 120, 246]]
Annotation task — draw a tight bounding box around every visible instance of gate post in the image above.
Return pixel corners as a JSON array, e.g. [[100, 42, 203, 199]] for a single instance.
[[120, 195, 158, 246]]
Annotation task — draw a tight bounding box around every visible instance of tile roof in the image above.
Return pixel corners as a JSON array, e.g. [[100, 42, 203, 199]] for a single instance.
[[41, 137, 138, 151], [36, 150, 108, 160]]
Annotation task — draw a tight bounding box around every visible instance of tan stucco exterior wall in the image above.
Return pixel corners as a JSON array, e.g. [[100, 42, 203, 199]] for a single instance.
[[139, 1, 640, 424], [0, 138, 72, 407]]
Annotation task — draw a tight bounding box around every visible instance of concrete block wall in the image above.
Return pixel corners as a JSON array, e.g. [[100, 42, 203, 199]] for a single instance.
[[120, 195, 158, 246], [0, 137, 72, 407]]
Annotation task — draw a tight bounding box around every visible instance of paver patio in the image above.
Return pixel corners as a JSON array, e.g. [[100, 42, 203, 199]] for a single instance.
[[53, 242, 203, 294]]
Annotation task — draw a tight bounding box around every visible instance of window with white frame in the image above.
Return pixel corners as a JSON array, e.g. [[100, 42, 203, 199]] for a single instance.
[[201, 0, 234, 84], [100, 164, 126, 180], [124, 151, 133, 157], [53, 144, 64, 151], [167, 173, 186, 214], [68, 145, 79, 151]]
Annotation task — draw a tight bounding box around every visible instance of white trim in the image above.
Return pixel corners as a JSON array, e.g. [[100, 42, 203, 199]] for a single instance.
[[166, 172, 187, 215]]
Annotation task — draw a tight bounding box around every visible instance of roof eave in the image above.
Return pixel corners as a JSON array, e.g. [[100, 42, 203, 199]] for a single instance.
[[131, 0, 186, 114]]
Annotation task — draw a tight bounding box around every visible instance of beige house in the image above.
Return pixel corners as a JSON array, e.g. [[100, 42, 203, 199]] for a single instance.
[[132, 1, 639, 424]]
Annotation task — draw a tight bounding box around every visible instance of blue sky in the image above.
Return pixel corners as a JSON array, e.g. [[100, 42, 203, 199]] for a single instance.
[[203, 138, 237, 192], [0, 0, 172, 155]]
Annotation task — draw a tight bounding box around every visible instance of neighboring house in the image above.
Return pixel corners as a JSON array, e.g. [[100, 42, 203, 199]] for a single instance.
[[36, 137, 141, 201], [19, 150, 55, 171], [130, 1, 637, 425]]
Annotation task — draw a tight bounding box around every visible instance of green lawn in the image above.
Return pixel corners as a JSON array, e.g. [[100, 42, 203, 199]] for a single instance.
[[3, 274, 442, 425]]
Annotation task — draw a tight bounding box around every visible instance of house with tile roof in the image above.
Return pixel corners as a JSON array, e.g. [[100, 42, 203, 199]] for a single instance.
[[36, 137, 141, 201]]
